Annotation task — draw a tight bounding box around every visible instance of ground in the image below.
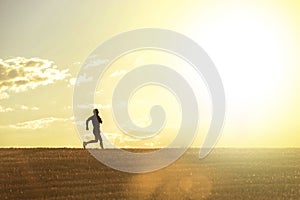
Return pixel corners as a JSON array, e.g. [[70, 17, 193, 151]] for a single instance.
[[0, 148, 300, 199]]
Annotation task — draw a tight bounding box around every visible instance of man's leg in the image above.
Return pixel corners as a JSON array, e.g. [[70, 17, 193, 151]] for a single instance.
[[95, 132, 104, 149], [99, 137, 104, 149], [84, 135, 98, 148]]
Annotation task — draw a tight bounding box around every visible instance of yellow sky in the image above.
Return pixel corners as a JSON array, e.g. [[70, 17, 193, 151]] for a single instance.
[[0, 0, 299, 148]]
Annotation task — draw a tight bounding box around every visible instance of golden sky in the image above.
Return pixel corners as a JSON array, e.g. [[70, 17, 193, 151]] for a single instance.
[[0, 0, 299, 148]]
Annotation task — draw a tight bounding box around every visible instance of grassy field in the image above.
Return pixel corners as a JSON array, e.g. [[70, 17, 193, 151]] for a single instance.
[[0, 148, 300, 199]]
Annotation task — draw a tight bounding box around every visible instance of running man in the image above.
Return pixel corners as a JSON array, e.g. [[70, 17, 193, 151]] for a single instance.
[[83, 109, 104, 149]]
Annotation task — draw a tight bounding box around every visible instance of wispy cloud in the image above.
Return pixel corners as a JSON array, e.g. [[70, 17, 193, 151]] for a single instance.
[[0, 105, 14, 113], [0, 57, 70, 99], [73, 61, 81, 65], [68, 77, 77, 86], [0, 105, 39, 113], [83, 58, 109, 69], [69, 73, 93, 86], [110, 70, 127, 77], [19, 105, 39, 111], [8, 117, 69, 129], [0, 92, 9, 100], [77, 103, 110, 109]]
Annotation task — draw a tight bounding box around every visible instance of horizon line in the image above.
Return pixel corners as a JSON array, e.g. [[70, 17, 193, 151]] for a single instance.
[[1, 147, 300, 149]]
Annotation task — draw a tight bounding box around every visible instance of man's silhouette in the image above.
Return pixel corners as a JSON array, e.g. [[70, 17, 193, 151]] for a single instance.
[[83, 109, 104, 149]]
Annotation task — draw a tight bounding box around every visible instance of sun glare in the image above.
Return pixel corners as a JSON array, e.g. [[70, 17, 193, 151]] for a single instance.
[[181, 2, 293, 146]]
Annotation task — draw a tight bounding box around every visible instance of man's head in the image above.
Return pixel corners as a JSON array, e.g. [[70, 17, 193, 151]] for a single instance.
[[93, 109, 99, 115]]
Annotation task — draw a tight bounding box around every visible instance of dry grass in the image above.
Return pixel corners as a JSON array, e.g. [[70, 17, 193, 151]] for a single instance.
[[0, 148, 300, 199]]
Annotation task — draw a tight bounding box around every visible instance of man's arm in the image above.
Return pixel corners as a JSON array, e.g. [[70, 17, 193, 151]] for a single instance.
[[86, 116, 92, 130]]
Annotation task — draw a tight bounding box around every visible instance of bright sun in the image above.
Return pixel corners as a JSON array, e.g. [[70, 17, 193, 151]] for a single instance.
[[181, 2, 293, 147]]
